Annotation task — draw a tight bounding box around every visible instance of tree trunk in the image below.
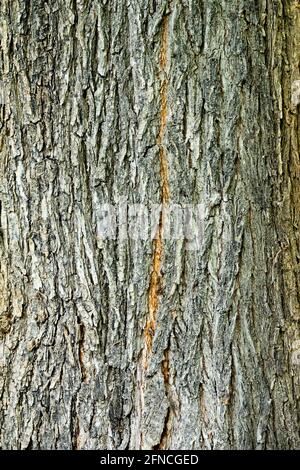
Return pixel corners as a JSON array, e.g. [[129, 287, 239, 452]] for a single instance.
[[0, 0, 299, 450]]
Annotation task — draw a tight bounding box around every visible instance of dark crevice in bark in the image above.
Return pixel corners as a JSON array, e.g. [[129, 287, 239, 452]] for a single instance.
[[154, 342, 173, 450], [153, 406, 172, 451], [78, 322, 88, 383]]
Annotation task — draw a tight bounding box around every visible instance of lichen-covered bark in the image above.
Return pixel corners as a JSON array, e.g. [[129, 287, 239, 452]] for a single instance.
[[0, 0, 299, 450]]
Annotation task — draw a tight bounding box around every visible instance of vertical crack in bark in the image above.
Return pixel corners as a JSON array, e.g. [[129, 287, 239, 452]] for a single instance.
[[144, 14, 170, 370], [155, 346, 173, 449], [78, 323, 88, 383], [138, 15, 170, 448], [72, 322, 88, 449]]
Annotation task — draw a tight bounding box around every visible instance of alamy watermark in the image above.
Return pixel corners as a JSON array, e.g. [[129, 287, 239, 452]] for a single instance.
[[96, 203, 205, 251]]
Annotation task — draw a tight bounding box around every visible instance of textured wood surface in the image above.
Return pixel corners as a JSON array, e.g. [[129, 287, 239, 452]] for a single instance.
[[0, 0, 299, 449]]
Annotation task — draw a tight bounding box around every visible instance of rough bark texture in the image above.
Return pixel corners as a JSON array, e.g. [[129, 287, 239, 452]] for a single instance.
[[0, 0, 299, 450]]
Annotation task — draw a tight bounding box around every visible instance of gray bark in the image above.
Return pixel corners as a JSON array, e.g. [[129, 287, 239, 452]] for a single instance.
[[0, 0, 299, 450]]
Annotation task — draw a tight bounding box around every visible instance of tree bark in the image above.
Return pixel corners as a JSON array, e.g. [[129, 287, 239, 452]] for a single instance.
[[0, 0, 299, 450]]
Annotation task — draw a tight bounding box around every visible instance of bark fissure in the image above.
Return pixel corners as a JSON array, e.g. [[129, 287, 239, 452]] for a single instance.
[[155, 345, 173, 450], [138, 13, 171, 449], [78, 322, 88, 384], [144, 14, 170, 369]]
